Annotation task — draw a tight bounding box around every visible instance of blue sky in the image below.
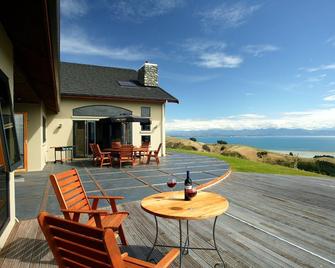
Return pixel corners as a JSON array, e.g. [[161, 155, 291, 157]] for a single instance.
[[60, 0, 335, 131]]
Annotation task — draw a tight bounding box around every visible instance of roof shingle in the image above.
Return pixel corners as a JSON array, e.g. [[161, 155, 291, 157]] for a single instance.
[[60, 62, 179, 103]]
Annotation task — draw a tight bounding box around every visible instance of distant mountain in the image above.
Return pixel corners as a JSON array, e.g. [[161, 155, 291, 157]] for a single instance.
[[167, 128, 335, 137]]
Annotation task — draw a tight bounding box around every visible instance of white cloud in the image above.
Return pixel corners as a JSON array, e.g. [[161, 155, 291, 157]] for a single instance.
[[305, 73, 327, 83], [61, 27, 145, 61], [302, 63, 335, 72], [243, 44, 280, 57], [160, 72, 219, 83], [197, 53, 243, 68], [60, 0, 88, 18], [199, 2, 261, 29], [109, 0, 185, 21], [324, 95, 335, 101], [182, 39, 243, 69], [182, 40, 227, 53], [166, 108, 335, 131], [326, 36, 335, 46]]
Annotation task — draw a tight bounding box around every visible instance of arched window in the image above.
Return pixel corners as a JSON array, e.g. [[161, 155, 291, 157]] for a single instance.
[[72, 105, 132, 117]]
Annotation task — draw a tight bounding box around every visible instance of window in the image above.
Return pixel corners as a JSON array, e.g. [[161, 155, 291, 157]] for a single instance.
[[141, 135, 151, 144], [141, 107, 151, 118], [42, 116, 46, 143], [0, 69, 21, 171], [0, 68, 21, 233], [141, 107, 151, 131], [141, 122, 151, 131]]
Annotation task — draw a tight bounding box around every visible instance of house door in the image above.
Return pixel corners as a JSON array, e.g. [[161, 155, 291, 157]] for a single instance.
[[73, 120, 96, 158], [14, 113, 28, 172]]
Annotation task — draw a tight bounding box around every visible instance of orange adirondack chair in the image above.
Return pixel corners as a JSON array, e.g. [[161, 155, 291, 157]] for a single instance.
[[119, 145, 135, 168], [146, 143, 162, 165], [49, 168, 128, 245], [91, 143, 112, 167], [38, 212, 179, 268]]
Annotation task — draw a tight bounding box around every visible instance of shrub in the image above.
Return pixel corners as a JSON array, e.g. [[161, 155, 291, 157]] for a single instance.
[[289, 152, 294, 156], [313, 155, 334, 159], [181, 145, 198, 151], [256, 151, 268, 158], [202, 144, 211, 152], [317, 160, 335, 176], [217, 140, 227, 144], [189, 137, 197, 142], [297, 159, 319, 173], [221, 151, 245, 159], [220, 145, 226, 151]]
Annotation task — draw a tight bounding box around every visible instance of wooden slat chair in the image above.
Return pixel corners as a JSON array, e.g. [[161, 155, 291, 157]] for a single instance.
[[119, 145, 135, 168], [134, 142, 150, 163], [89, 143, 99, 164], [111, 141, 121, 149], [91, 143, 112, 168], [38, 212, 180, 268], [50, 168, 128, 245], [146, 143, 162, 165]]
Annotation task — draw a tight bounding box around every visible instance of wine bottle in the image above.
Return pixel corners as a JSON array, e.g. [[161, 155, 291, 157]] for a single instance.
[[184, 170, 192, 201]]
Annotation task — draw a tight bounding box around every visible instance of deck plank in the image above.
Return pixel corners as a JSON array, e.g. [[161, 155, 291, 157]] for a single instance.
[[2, 161, 335, 267]]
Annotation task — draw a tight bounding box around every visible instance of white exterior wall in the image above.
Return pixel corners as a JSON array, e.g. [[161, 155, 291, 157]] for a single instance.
[[0, 22, 16, 249], [15, 103, 48, 171], [46, 98, 165, 162]]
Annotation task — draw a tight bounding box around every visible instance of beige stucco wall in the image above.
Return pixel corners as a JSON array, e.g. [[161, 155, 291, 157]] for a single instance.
[[15, 103, 48, 171], [0, 22, 16, 249], [46, 98, 165, 162]]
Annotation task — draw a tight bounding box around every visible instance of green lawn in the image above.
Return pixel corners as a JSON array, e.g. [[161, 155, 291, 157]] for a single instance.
[[168, 148, 320, 177]]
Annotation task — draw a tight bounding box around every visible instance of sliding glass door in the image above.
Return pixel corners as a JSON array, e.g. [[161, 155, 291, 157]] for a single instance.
[[0, 144, 9, 233], [73, 120, 96, 158]]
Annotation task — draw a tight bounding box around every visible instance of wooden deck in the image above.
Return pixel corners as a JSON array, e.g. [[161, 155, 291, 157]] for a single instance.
[[1, 172, 334, 267]]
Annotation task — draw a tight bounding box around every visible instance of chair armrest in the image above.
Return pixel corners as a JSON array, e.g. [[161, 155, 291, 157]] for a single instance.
[[61, 209, 109, 215], [88, 196, 124, 212], [156, 248, 180, 268], [88, 195, 124, 200]]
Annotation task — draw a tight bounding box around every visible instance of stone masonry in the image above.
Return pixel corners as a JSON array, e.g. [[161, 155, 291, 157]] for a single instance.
[[138, 62, 158, 87]]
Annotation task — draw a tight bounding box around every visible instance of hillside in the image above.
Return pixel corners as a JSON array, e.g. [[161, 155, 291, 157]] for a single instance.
[[166, 136, 335, 176]]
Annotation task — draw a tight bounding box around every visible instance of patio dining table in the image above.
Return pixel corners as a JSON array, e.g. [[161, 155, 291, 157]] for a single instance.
[[141, 191, 229, 267], [103, 146, 149, 164]]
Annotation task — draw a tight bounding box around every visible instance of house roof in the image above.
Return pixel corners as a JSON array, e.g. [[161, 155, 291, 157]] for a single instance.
[[60, 62, 179, 103]]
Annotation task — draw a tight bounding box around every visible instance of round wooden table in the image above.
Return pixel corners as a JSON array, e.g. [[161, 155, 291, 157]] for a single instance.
[[141, 191, 229, 267]]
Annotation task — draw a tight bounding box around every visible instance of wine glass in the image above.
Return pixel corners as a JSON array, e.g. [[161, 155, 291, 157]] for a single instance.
[[186, 187, 197, 199], [166, 178, 177, 192]]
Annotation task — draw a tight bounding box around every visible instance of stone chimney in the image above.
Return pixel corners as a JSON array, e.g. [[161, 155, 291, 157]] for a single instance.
[[138, 61, 158, 87]]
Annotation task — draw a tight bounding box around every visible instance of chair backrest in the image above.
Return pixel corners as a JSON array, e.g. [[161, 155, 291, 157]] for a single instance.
[[111, 141, 121, 149], [141, 141, 150, 152], [119, 145, 133, 158], [38, 212, 125, 268], [49, 169, 91, 217], [89, 143, 97, 157], [155, 143, 162, 155], [95, 144, 103, 155]]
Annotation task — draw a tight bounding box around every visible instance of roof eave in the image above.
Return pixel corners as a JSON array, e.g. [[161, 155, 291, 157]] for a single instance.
[[61, 94, 170, 104]]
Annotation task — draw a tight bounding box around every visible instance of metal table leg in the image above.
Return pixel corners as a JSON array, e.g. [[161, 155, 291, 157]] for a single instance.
[[179, 220, 183, 267], [213, 216, 225, 267], [146, 215, 225, 268], [146, 216, 159, 261], [182, 220, 190, 255]]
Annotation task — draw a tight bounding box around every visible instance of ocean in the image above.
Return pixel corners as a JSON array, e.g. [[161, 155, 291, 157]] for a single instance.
[[180, 136, 335, 157]]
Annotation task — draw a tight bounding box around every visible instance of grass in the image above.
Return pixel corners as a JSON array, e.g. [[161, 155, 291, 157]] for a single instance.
[[168, 148, 321, 177]]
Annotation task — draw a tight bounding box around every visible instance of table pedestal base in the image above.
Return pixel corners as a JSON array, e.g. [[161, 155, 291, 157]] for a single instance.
[[146, 216, 225, 268]]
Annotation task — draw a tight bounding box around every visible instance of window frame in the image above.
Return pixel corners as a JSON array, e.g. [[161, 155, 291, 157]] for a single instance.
[[0, 69, 21, 171], [141, 135, 151, 144], [42, 116, 46, 143], [141, 106, 151, 118]]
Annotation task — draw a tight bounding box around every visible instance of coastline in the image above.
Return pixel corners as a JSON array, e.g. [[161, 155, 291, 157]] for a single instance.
[[267, 149, 335, 158]]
